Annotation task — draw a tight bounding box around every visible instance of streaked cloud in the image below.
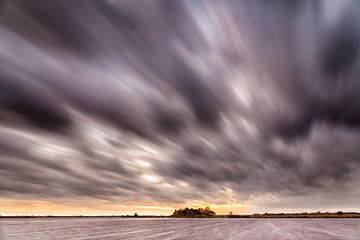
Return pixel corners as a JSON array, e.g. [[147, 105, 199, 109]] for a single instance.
[[0, 0, 360, 214]]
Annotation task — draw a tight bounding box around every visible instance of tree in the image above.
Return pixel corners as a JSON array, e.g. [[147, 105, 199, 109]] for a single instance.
[[171, 207, 216, 218]]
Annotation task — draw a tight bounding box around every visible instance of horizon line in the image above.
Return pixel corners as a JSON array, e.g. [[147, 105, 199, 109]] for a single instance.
[[2, 211, 360, 218]]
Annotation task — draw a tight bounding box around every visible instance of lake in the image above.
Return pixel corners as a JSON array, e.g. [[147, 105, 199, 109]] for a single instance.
[[1, 218, 359, 239]]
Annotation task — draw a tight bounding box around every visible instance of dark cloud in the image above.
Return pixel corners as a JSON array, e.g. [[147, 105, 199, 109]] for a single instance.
[[170, 59, 224, 128], [322, 14, 360, 77], [0, 0, 360, 210], [152, 105, 186, 134], [2, 1, 95, 55], [0, 77, 71, 132]]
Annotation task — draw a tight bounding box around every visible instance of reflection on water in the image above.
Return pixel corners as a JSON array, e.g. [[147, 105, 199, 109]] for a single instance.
[[1, 218, 360, 240]]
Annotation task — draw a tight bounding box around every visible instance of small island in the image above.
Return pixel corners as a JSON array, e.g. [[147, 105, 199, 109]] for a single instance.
[[172, 207, 216, 218]]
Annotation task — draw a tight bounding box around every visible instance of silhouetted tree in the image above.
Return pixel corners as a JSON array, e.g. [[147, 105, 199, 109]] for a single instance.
[[172, 207, 215, 218]]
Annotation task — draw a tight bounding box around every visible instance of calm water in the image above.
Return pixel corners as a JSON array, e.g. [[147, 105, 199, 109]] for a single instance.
[[1, 218, 360, 240]]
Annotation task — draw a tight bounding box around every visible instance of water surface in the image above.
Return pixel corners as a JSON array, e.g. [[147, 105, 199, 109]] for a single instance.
[[1, 218, 359, 240]]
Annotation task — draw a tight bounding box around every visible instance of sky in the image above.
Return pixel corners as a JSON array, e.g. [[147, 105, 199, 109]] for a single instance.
[[0, 0, 360, 216]]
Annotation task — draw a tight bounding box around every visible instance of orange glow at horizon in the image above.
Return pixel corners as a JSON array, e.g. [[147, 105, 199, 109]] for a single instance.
[[0, 199, 250, 216]]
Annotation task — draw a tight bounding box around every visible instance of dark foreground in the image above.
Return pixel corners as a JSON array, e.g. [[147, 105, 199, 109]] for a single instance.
[[1, 218, 360, 240]]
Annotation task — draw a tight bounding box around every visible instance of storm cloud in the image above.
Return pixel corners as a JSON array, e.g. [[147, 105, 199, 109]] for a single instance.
[[0, 0, 360, 212]]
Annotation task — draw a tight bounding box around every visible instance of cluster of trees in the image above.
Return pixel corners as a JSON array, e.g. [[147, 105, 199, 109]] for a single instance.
[[172, 207, 216, 218]]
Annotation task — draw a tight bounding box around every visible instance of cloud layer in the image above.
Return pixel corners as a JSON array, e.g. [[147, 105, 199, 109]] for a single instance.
[[0, 0, 360, 211]]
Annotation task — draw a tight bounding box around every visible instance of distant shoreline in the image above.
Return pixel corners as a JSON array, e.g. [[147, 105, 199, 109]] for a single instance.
[[2, 212, 360, 218]]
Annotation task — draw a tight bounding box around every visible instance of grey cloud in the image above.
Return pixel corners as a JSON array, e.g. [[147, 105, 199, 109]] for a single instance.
[[321, 11, 360, 77], [0, 77, 71, 132], [0, 0, 360, 210]]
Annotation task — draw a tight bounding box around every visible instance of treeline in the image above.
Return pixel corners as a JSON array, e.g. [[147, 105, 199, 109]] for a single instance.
[[247, 212, 360, 218], [218, 211, 360, 218], [172, 207, 216, 218]]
